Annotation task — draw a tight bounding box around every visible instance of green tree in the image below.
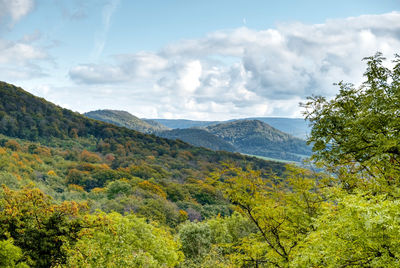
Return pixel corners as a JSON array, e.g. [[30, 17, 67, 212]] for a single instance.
[[296, 52, 400, 266], [0, 239, 28, 268], [294, 190, 400, 267], [64, 212, 183, 267], [0, 185, 86, 267], [178, 221, 212, 263], [209, 164, 328, 267], [302, 52, 400, 188]]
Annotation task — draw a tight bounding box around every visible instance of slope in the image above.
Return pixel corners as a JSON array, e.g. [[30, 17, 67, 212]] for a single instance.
[[157, 128, 236, 152], [85, 109, 235, 152], [204, 120, 311, 161], [246, 117, 309, 139], [0, 81, 285, 224], [85, 109, 169, 134], [145, 119, 219, 129], [148, 118, 310, 139]]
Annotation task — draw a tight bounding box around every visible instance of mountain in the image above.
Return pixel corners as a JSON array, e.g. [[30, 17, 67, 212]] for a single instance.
[[204, 120, 311, 161], [0, 81, 285, 225], [85, 110, 169, 134], [84, 110, 235, 152], [157, 128, 236, 152], [86, 109, 310, 161], [246, 117, 309, 139], [0, 81, 273, 168], [145, 119, 219, 129], [145, 118, 171, 130], [148, 118, 310, 139]]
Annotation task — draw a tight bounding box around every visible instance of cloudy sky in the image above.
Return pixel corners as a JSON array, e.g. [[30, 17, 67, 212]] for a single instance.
[[1, 0, 400, 120]]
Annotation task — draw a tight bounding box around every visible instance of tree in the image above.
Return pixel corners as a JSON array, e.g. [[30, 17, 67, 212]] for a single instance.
[[209, 164, 328, 267], [0, 239, 28, 267], [302, 52, 400, 188], [64, 212, 183, 267], [178, 221, 212, 262], [0, 185, 86, 267], [296, 52, 400, 266], [294, 190, 400, 267]]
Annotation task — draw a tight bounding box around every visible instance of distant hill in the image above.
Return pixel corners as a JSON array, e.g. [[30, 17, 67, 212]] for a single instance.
[[204, 120, 311, 161], [0, 81, 287, 232], [90, 111, 310, 161], [84, 111, 235, 152], [85, 110, 169, 134], [0, 81, 281, 171], [157, 128, 236, 152], [246, 117, 309, 139], [148, 118, 310, 139], [144, 119, 219, 129]]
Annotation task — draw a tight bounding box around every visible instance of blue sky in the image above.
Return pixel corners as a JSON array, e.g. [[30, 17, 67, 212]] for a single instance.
[[1, 0, 400, 119]]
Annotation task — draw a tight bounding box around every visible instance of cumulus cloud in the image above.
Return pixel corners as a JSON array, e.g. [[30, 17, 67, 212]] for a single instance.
[[69, 12, 400, 119], [0, 0, 34, 25], [0, 37, 51, 80]]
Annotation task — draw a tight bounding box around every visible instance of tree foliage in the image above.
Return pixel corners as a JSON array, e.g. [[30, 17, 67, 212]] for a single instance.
[[64, 212, 183, 267], [0, 185, 87, 267], [302, 52, 400, 186], [3, 53, 400, 267], [209, 164, 328, 267]]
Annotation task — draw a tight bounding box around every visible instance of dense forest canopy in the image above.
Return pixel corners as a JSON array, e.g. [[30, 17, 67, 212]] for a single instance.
[[2, 53, 400, 267]]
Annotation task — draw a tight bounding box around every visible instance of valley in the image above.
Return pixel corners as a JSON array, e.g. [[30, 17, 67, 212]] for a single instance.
[[86, 109, 311, 162]]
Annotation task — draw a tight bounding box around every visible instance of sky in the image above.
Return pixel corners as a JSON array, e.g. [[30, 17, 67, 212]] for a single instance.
[[1, 0, 400, 120]]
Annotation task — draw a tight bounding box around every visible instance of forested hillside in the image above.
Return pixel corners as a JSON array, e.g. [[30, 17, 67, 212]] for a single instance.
[[84, 110, 236, 152], [144, 118, 219, 129], [2, 53, 400, 267], [148, 117, 310, 139], [247, 117, 309, 139], [204, 119, 311, 161], [86, 109, 310, 161], [85, 109, 169, 133], [0, 81, 285, 267], [157, 128, 236, 152]]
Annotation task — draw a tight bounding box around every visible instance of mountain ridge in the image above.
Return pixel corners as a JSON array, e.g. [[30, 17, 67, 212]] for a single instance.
[[146, 117, 309, 139], [203, 119, 311, 161], [84, 109, 310, 162], [85, 109, 169, 134]]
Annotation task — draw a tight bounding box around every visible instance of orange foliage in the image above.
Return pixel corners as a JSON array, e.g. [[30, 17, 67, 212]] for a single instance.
[[79, 163, 96, 171], [91, 187, 105, 194], [179, 150, 193, 160], [179, 209, 188, 221], [68, 184, 85, 192], [34, 154, 43, 164], [47, 170, 57, 176], [4, 139, 20, 151], [34, 146, 51, 157], [147, 155, 156, 161], [1, 185, 87, 219], [80, 150, 102, 163], [105, 153, 115, 162], [0, 147, 6, 154], [11, 152, 19, 160], [99, 163, 110, 169], [138, 181, 167, 199]]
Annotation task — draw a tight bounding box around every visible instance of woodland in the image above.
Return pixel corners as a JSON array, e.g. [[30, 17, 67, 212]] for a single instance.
[[1, 53, 400, 267]]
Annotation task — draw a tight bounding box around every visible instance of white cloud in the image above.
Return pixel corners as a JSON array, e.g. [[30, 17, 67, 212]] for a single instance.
[[0, 0, 34, 25], [177, 60, 202, 93], [69, 64, 127, 84], [68, 12, 400, 119], [0, 38, 50, 80]]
